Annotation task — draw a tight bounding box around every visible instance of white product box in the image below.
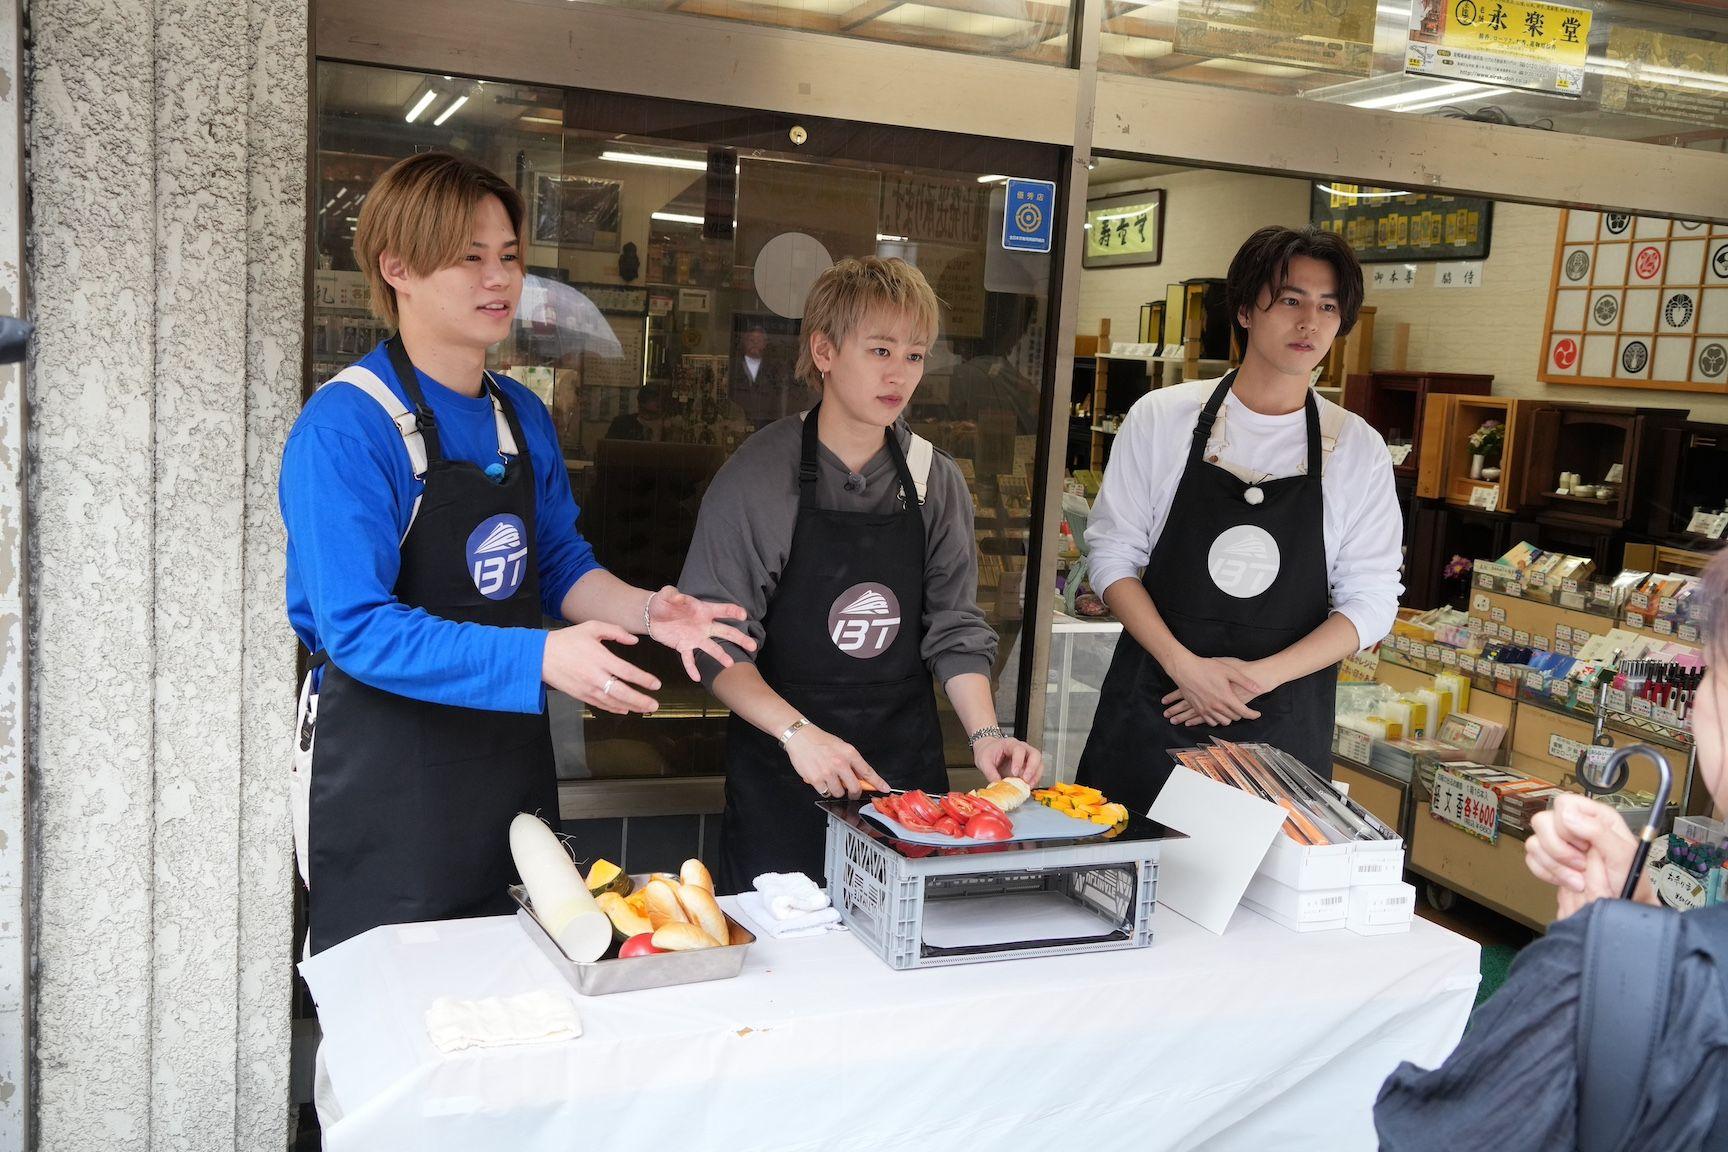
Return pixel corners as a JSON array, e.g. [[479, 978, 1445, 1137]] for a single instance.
[[1242, 873, 1348, 932], [1349, 841, 1407, 886], [1346, 882, 1416, 936], [1257, 834, 1353, 891]]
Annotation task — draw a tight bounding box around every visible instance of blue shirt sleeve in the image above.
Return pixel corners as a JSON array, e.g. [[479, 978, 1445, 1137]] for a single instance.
[[496, 378, 602, 617], [279, 390, 549, 715]]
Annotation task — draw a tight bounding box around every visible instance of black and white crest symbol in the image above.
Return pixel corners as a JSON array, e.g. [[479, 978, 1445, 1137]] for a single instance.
[[1665, 294, 1694, 329], [1593, 295, 1619, 325], [1564, 251, 1590, 281], [1621, 341, 1649, 374], [1604, 213, 1631, 235]]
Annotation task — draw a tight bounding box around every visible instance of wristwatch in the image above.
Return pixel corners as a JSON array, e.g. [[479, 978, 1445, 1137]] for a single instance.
[[967, 725, 1007, 748], [780, 717, 811, 748]]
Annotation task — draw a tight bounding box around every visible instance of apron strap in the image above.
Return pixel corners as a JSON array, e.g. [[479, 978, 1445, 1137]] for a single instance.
[[1189, 372, 1237, 466], [384, 335, 446, 464], [483, 372, 528, 462], [882, 423, 923, 520], [1303, 389, 1322, 479], [798, 403, 823, 510], [324, 365, 430, 481]]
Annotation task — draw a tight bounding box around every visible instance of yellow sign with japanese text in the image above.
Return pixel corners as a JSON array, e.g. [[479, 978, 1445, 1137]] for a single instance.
[[1177, 0, 1378, 75], [1600, 28, 1728, 131], [1406, 0, 1591, 97]]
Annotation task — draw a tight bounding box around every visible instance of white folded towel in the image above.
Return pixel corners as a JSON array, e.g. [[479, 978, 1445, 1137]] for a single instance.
[[738, 891, 845, 939], [753, 871, 832, 919], [423, 990, 582, 1054]]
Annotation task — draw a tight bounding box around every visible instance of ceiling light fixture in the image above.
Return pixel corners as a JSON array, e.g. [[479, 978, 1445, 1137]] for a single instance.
[[603, 150, 708, 171], [1348, 80, 1487, 110], [432, 94, 469, 127], [1315, 183, 1412, 200], [650, 211, 705, 225], [404, 90, 439, 124], [977, 174, 1009, 184]]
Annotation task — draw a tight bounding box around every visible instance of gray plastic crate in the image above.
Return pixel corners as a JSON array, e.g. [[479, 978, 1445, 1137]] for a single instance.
[[822, 806, 1162, 970]]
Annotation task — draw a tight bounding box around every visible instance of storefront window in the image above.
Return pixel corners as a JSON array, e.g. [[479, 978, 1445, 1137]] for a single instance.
[[313, 61, 1061, 780], [512, 0, 1073, 64], [1099, 0, 1728, 152]]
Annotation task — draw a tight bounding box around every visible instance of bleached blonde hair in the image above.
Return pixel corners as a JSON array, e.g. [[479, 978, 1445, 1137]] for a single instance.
[[796, 257, 940, 387]]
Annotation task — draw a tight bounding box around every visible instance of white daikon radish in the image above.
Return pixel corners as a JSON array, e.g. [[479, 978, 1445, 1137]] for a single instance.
[[510, 814, 611, 963]]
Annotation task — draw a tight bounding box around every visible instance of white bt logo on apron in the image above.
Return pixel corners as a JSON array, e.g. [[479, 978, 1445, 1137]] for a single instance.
[[827, 582, 902, 658], [1207, 525, 1281, 599]]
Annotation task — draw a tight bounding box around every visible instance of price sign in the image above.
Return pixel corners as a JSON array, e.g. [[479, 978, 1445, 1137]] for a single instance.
[[1426, 644, 1443, 663], [1439, 713, 1485, 747], [1631, 697, 1654, 719], [1659, 596, 1680, 615], [1655, 617, 1674, 636], [1432, 769, 1500, 843], [1605, 687, 1628, 712], [1710, 513, 1728, 541], [1653, 704, 1683, 728], [1573, 630, 1593, 648], [1525, 670, 1548, 692], [1491, 606, 1507, 623], [1630, 592, 1651, 611], [1496, 664, 1517, 683], [1578, 685, 1597, 709], [1579, 744, 1615, 783], [1550, 733, 1590, 765], [1499, 623, 1515, 641], [1680, 623, 1701, 644], [1514, 630, 1532, 646], [1562, 579, 1582, 595], [1657, 863, 1706, 912], [1468, 484, 1500, 511], [1534, 635, 1551, 652], [1333, 726, 1373, 764], [1442, 648, 1459, 667], [1459, 654, 1478, 674], [1555, 640, 1573, 656], [1593, 585, 1616, 606], [1686, 510, 1718, 536]]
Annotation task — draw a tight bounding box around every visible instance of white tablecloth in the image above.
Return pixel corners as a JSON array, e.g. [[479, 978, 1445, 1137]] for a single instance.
[[300, 901, 1480, 1152]]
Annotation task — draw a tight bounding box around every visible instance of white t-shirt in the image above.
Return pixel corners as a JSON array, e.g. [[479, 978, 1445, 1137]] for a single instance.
[[743, 355, 762, 381], [1085, 377, 1404, 651]]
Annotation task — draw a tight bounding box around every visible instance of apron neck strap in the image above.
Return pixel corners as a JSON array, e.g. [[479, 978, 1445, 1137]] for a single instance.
[[1302, 389, 1322, 479], [484, 374, 531, 463], [1188, 371, 1237, 465], [798, 402, 920, 511], [385, 335, 445, 464], [1190, 369, 1324, 479]]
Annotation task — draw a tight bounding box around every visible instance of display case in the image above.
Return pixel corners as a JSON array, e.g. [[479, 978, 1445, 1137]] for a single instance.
[[1645, 421, 1728, 544], [1044, 612, 1122, 785], [1513, 402, 1687, 530], [1415, 394, 1530, 513], [1342, 370, 1494, 483]]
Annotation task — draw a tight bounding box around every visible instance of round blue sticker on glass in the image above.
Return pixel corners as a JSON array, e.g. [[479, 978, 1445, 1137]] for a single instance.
[[466, 514, 529, 600]]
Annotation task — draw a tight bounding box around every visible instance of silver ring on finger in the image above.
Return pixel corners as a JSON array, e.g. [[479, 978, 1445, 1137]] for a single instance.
[[601, 676, 615, 697]]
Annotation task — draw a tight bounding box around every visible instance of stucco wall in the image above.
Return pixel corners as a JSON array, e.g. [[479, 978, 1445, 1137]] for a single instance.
[[27, 0, 305, 1147]]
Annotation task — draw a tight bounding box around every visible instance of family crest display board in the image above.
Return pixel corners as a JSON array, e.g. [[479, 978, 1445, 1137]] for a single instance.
[[1541, 210, 1728, 392]]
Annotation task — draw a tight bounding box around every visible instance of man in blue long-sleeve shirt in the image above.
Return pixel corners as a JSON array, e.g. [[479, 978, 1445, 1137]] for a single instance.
[[281, 152, 752, 954]]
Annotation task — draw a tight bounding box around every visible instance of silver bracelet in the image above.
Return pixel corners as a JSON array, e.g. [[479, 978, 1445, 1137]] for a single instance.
[[780, 717, 811, 748], [642, 590, 657, 640], [967, 725, 1007, 748]]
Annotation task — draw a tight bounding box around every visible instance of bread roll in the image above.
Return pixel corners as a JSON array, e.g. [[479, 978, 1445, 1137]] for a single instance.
[[675, 880, 729, 945], [651, 922, 720, 952], [643, 879, 689, 930], [679, 858, 715, 894]]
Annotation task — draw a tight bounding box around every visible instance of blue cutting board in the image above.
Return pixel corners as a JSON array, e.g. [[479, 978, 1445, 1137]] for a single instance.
[[861, 798, 1113, 846]]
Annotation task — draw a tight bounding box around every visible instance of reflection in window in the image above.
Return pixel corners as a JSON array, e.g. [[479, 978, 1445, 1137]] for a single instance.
[[314, 61, 1059, 780]]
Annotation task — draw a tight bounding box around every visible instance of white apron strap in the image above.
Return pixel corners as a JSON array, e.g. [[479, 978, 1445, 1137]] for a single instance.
[[483, 372, 521, 458], [907, 433, 934, 505], [323, 364, 427, 542]]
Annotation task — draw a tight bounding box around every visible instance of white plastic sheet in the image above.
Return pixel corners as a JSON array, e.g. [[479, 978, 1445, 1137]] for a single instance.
[[300, 899, 1479, 1152]]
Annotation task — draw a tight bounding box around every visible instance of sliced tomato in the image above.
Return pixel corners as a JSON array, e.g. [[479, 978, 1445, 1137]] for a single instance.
[[940, 793, 980, 822], [899, 790, 943, 824], [873, 795, 901, 822], [933, 815, 965, 838], [967, 795, 1005, 820], [964, 813, 1012, 840]]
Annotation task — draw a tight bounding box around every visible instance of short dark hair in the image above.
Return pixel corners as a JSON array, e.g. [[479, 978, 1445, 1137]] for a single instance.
[[1225, 226, 1364, 349]]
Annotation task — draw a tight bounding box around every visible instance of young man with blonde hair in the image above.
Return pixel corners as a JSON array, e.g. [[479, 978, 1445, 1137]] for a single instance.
[[679, 256, 1041, 893], [281, 151, 751, 953]]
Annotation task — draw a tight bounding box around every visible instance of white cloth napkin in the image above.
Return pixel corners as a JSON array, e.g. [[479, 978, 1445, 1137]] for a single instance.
[[753, 871, 832, 919], [738, 891, 844, 939], [423, 989, 583, 1054]]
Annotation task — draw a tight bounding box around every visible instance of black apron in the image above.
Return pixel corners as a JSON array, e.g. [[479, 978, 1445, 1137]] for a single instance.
[[1077, 374, 1335, 818], [305, 336, 557, 954], [717, 407, 946, 895]]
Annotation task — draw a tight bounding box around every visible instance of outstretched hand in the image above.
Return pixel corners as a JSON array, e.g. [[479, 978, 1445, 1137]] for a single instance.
[[647, 586, 759, 681]]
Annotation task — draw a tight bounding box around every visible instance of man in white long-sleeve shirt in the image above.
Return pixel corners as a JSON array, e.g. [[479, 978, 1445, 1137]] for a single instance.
[[1076, 225, 1404, 815]]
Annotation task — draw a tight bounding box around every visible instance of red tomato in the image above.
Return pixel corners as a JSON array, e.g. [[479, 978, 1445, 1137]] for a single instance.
[[900, 791, 943, 824], [967, 795, 1005, 820], [964, 813, 1012, 840], [619, 933, 666, 958], [940, 793, 979, 822], [933, 815, 965, 838]]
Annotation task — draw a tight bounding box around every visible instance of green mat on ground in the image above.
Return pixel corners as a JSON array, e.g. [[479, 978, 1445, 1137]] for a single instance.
[[1475, 944, 1519, 1009]]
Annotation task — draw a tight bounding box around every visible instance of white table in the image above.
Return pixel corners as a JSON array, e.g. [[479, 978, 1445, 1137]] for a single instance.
[[301, 901, 1480, 1152]]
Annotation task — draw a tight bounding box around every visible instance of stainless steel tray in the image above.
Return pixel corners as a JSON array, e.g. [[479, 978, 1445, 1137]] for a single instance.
[[509, 883, 755, 997]]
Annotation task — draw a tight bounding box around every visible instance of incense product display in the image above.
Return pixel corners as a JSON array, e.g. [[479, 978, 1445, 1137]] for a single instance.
[[1174, 741, 1398, 847]]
